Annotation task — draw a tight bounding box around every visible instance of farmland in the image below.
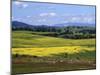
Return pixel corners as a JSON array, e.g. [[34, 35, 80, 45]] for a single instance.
[[12, 1, 96, 74], [12, 31, 96, 74], [12, 46, 95, 56], [12, 31, 95, 48]]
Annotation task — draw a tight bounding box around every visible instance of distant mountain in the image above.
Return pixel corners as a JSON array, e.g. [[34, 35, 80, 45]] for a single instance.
[[12, 21, 34, 28], [12, 21, 57, 31], [12, 21, 95, 27], [54, 22, 95, 27], [12, 21, 29, 27]]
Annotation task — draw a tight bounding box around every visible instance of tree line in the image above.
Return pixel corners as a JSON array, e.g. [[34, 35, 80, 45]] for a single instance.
[[12, 21, 96, 39]]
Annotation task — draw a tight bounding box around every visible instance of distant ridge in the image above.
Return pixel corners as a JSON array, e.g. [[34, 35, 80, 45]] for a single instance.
[[12, 21, 95, 28], [53, 22, 95, 27]]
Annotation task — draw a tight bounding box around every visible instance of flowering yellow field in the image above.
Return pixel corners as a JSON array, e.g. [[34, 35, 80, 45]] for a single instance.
[[12, 46, 95, 56]]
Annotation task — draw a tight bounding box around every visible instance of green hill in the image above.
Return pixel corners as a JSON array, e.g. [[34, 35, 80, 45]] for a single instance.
[[12, 31, 95, 48]]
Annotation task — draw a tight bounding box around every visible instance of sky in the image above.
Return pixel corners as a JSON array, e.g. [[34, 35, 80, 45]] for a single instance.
[[12, 1, 96, 25]]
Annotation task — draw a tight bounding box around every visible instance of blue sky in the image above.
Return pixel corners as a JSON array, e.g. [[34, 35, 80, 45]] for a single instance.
[[12, 1, 96, 25]]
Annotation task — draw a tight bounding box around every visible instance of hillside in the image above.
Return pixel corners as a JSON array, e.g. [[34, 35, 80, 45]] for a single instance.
[[12, 31, 95, 48]]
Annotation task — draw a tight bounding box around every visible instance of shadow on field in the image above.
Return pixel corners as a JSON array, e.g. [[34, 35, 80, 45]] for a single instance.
[[51, 50, 96, 60], [12, 50, 96, 75]]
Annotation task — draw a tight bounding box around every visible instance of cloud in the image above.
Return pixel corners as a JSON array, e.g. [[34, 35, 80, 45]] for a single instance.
[[26, 16, 31, 18], [83, 17, 94, 23], [50, 13, 56, 16], [14, 1, 28, 8], [14, 1, 22, 5], [39, 12, 57, 17], [38, 19, 46, 22], [22, 4, 28, 8], [12, 17, 23, 21], [68, 14, 95, 23], [71, 17, 80, 22]]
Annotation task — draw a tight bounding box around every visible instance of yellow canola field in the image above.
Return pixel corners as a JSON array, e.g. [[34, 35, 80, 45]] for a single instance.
[[12, 46, 95, 56]]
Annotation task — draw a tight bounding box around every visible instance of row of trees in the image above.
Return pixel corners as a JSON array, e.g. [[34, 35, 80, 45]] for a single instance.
[[12, 22, 96, 39]]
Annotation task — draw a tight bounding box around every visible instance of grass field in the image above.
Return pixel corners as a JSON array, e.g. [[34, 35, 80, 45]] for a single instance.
[[12, 31, 96, 74], [12, 31, 95, 48]]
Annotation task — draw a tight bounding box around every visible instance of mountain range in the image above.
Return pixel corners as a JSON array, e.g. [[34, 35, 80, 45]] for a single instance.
[[12, 21, 95, 28]]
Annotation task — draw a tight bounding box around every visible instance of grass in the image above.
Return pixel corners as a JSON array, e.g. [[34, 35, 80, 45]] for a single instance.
[[12, 61, 95, 75], [12, 31, 96, 74], [12, 50, 96, 75], [12, 31, 95, 56], [12, 31, 95, 48]]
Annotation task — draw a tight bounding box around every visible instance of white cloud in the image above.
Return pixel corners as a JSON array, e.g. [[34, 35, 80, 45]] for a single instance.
[[71, 17, 80, 22], [14, 1, 22, 5], [13, 17, 23, 21], [50, 13, 56, 16], [62, 21, 69, 23], [83, 17, 94, 23], [27, 16, 31, 18], [39, 12, 57, 17], [38, 19, 46, 22], [22, 4, 28, 8], [69, 14, 95, 23], [14, 1, 28, 8]]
